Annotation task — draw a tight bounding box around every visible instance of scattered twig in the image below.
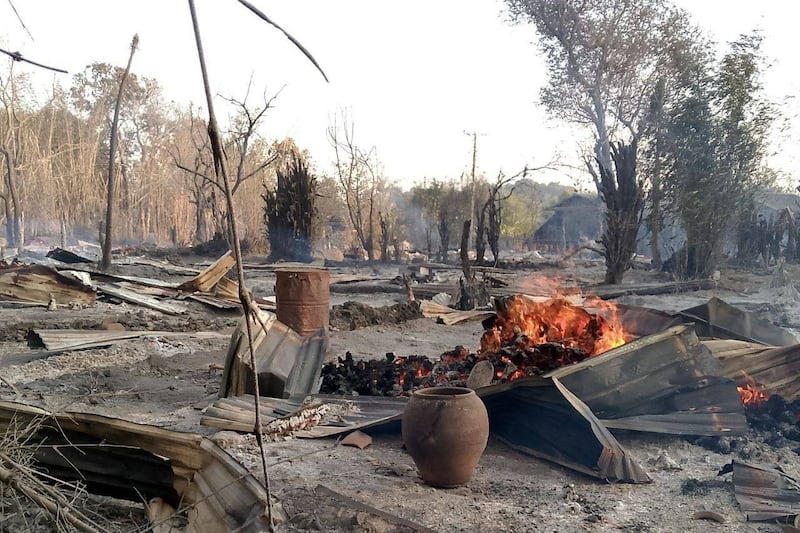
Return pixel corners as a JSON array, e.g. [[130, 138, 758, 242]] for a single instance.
[[187, 2, 274, 530], [0, 451, 110, 533], [0, 47, 67, 73], [263, 403, 338, 438]]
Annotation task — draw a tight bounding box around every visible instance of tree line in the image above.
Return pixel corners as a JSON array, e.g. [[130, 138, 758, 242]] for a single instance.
[[0, 60, 572, 263]]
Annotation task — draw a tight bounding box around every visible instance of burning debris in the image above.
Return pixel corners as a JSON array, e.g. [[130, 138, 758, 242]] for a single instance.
[[485, 295, 629, 357], [321, 295, 632, 395]]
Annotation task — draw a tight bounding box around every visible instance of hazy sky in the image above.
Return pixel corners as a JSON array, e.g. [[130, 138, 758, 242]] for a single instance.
[[1, 1, 798, 189]]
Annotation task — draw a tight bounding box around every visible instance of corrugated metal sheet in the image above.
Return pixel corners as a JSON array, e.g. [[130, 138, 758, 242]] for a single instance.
[[177, 251, 235, 293], [705, 339, 800, 402], [549, 325, 748, 436], [201, 394, 406, 437], [0, 400, 271, 532], [732, 461, 800, 521], [29, 329, 229, 353], [0, 264, 95, 305], [98, 282, 188, 315], [479, 376, 651, 483], [681, 297, 799, 346]]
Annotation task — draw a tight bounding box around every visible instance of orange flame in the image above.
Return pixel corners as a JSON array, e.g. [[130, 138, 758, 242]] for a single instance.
[[482, 295, 629, 357], [737, 373, 770, 407]]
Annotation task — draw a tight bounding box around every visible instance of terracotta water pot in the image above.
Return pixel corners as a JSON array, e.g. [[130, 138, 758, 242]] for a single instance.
[[402, 386, 489, 488]]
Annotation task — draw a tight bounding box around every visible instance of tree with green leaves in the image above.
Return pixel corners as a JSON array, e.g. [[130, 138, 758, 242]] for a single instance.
[[665, 33, 775, 278], [504, 0, 697, 283]]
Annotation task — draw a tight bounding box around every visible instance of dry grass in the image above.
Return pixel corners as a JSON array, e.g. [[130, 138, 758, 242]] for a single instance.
[[0, 413, 149, 533]]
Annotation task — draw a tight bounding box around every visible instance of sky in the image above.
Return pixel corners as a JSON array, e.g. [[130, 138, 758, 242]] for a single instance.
[[1, 0, 799, 190]]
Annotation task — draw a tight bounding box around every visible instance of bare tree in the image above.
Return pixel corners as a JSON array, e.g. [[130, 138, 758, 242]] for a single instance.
[[101, 34, 138, 269], [0, 67, 28, 248], [328, 112, 383, 261], [175, 90, 278, 245]]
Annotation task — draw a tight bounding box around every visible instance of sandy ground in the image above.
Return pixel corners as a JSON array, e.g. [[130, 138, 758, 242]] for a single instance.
[[0, 255, 799, 532]]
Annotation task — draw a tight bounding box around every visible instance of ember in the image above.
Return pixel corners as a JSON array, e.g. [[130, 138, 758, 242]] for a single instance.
[[321, 297, 634, 396], [737, 373, 770, 407]]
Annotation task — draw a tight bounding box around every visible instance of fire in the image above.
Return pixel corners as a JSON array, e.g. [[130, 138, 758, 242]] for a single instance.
[[395, 356, 433, 389], [737, 373, 770, 407], [481, 295, 629, 358]]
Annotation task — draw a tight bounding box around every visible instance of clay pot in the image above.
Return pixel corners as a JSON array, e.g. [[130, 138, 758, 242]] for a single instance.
[[402, 387, 489, 488]]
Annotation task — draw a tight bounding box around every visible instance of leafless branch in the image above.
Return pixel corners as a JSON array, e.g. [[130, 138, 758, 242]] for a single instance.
[[0, 47, 67, 74], [236, 0, 329, 82], [6, 0, 34, 41]]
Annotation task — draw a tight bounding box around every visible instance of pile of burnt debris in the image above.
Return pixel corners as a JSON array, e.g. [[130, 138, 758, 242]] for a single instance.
[[692, 394, 800, 455], [319, 341, 594, 396], [328, 301, 422, 331]]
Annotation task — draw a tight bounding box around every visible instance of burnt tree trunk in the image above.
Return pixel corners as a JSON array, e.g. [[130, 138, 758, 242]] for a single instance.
[[475, 201, 488, 265], [379, 212, 391, 262], [460, 219, 472, 280], [437, 205, 451, 263], [487, 198, 501, 268], [0, 147, 20, 248], [263, 154, 316, 262], [597, 140, 644, 285]]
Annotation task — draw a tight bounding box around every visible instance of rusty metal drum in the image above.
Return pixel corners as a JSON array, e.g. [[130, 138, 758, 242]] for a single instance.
[[275, 268, 330, 336]]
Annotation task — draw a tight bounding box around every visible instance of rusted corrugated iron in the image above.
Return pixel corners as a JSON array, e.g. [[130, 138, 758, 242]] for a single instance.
[[0, 400, 273, 532], [0, 264, 95, 305], [731, 461, 800, 522], [177, 251, 235, 293], [705, 339, 800, 402]]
